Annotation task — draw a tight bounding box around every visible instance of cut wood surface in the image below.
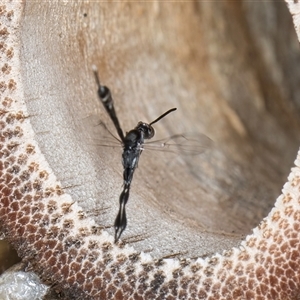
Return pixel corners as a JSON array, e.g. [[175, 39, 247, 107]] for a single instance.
[[1, 1, 300, 299]]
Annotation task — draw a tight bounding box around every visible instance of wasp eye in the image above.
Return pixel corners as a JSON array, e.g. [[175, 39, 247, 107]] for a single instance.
[[147, 126, 155, 139]]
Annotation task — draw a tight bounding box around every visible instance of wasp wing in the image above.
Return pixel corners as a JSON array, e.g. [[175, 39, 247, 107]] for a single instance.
[[144, 133, 213, 156]]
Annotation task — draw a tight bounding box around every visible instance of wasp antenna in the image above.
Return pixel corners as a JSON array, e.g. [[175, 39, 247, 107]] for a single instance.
[[150, 108, 177, 126]]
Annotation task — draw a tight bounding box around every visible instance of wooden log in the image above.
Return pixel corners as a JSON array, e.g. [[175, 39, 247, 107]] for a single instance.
[[1, 1, 300, 299]]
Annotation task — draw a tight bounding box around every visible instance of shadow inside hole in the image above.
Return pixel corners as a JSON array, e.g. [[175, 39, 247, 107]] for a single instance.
[[0, 240, 22, 275]]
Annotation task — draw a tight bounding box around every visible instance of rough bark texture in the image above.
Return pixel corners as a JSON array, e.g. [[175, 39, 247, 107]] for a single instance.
[[1, 0, 300, 299]]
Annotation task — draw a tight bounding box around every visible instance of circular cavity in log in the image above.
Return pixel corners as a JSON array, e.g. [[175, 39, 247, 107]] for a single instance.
[[19, 2, 300, 258]]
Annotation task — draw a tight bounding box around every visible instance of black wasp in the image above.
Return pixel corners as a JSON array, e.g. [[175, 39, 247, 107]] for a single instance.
[[93, 67, 211, 242]]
